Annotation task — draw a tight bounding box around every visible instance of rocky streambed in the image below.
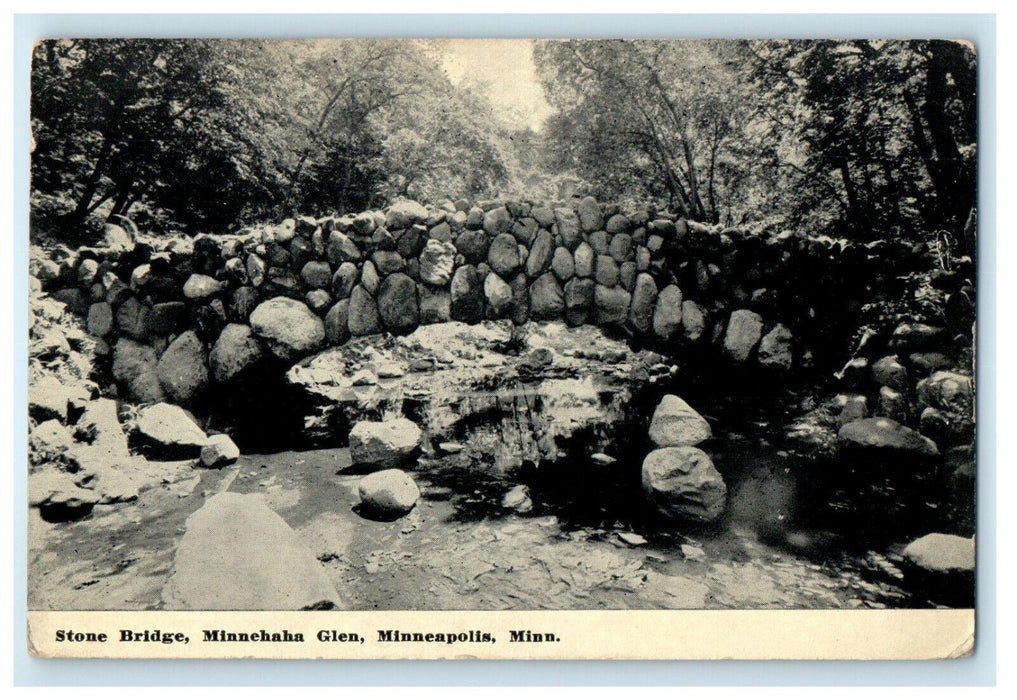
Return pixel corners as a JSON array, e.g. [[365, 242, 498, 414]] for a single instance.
[[29, 312, 973, 612]]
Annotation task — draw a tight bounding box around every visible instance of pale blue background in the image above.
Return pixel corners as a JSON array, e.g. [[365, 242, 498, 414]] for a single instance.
[[12, 13, 997, 686]]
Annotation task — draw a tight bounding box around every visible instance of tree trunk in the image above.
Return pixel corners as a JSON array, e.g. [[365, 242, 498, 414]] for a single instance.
[[65, 137, 113, 225]]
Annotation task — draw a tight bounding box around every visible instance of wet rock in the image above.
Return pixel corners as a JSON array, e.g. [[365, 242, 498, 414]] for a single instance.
[[648, 394, 712, 447], [358, 469, 420, 518], [723, 309, 763, 362], [758, 324, 793, 371], [484, 272, 513, 317], [377, 273, 419, 335], [182, 274, 223, 301], [628, 273, 658, 333], [156, 330, 208, 404], [872, 355, 908, 391], [529, 272, 565, 321], [418, 239, 456, 286], [838, 417, 939, 459], [642, 446, 727, 523], [209, 323, 265, 383], [112, 338, 166, 403], [133, 403, 208, 459], [250, 297, 325, 360], [164, 492, 342, 610], [349, 418, 423, 470], [577, 196, 603, 232], [199, 433, 240, 468]]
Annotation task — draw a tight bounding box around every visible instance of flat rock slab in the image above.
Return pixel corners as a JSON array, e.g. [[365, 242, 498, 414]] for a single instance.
[[163, 492, 342, 610]]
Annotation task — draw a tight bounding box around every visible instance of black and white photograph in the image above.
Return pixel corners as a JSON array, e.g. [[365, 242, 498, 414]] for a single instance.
[[24, 36, 978, 655]]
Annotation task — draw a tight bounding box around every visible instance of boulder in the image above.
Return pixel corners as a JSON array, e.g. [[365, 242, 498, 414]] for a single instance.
[[301, 261, 332, 290], [164, 492, 342, 610], [305, 289, 332, 314], [199, 433, 241, 468], [511, 219, 539, 246], [377, 273, 419, 334], [574, 241, 595, 277], [324, 300, 351, 345], [872, 355, 908, 390], [386, 199, 428, 230], [642, 446, 727, 523], [605, 214, 630, 234], [619, 261, 637, 291], [275, 218, 297, 244], [529, 272, 565, 321], [652, 285, 683, 339], [609, 232, 633, 262], [450, 265, 485, 323], [209, 323, 264, 383], [87, 302, 114, 336], [347, 285, 382, 336], [183, 274, 223, 301], [488, 233, 522, 277], [838, 417, 939, 459], [592, 284, 630, 326], [594, 255, 620, 287], [482, 206, 513, 236], [326, 231, 361, 266], [835, 394, 869, 426], [371, 250, 406, 276], [758, 324, 794, 371], [484, 272, 513, 317], [349, 418, 423, 470], [331, 262, 359, 300], [115, 297, 151, 340], [628, 273, 658, 333], [418, 239, 456, 286], [723, 309, 764, 362], [29, 471, 99, 522], [455, 229, 490, 264], [133, 403, 208, 459], [526, 229, 555, 278], [648, 394, 712, 447], [360, 261, 380, 295], [554, 207, 583, 249], [246, 253, 267, 287], [419, 285, 452, 324], [358, 469, 420, 518], [156, 330, 209, 403], [564, 278, 595, 326], [249, 297, 325, 360], [228, 288, 258, 323], [576, 196, 604, 232], [551, 246, 574, 281], [901, 532, 975, 606], [112, 338, 165, 403], [588, 230, 609, 255]]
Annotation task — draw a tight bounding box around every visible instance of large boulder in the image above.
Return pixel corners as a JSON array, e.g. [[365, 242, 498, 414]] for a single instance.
[[182, 274, 223, 301], [454, 229, 490, 264], [112, 338, 166, 404], [331, 262, 359, 300], [209, 323, 264, 383], [377, 273, 419, 334], [418, 239, 456, 286], [324, 300, 351, 345], [592, 284, 630, 326], [347, 285, 382, 336], [652, 285, 683, 339], [349, 418, 423, 470], [529, 272, 565, 321], [648, 394, 712, 447], [450, 265, 485, 323], [132, 403, 208, 459], [156, 330, 209, 403], [87, 302, 114, 337], [628, 273, 658, 333], [301, 261, 332, 290], [838, 417, 939, 459], [642, 446, 727, 523], [901, 532, 975, 606], [551, 246, 574, 281], [526, 229, 555, 278], [385, 199, 429, 230], [74, 397, 130, 459], [594, 255, 620, 287], [554, 208, 583, 249], [488, 233, 522, 277], [724, 309, 764, 362], [758, 324, 793, 371], [249, 297, 325, 360], [358, 469, 420, 518], [574, 241, 595, 277], [199, 433, 241, 468], [163, 492, 342, 610], [326, 231, 362, 266], [483, 272, 513, 317], [681, 300, 707, 342], [576, 196, 604, 232], [482, 206, 513, 236], [115, 297, 151, 340]]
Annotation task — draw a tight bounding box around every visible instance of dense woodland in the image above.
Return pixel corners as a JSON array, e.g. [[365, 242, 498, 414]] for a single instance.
[[30, 39, 976, 251]]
